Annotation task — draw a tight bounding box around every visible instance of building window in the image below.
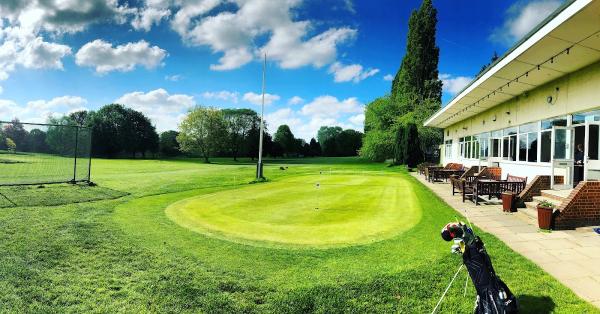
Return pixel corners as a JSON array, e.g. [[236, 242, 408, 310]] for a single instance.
[[502, 127, 517, 161], [491, 130, 502, 158], [472, 135, 480, 159], [479, 132, 490, 158], [518, 122, 539, 162], [540, 116, 568, 162], [445, 140, 452, 158], [459, 136, 477, 159]]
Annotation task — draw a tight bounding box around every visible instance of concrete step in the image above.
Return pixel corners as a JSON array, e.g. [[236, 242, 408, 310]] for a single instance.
[[531, 195, 563, 207], [540, 189, 571, 202]]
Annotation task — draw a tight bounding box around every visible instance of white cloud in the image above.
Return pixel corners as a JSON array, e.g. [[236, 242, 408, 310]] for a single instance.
[[115, 88, 195, 131], [383, 74, 394, 81], [18, 37, 72, 69], [243, 92, 280, 106], [348, 113, 364, 125], [132, 6, 171, 31], [490, 0, 562, 45], [288, 96, 304, 105], [165, 74, 182, 81], [300, 95, 363, 119], [75, 39, 167, 74], [328, 62, 379, 83], [0, 95, 88, 124], [173, 0, 356, 70], [261, 95, 365, 141], [201, 90, 239, 103], [0, 0, 135, 83], [440, 73, 473, 95]]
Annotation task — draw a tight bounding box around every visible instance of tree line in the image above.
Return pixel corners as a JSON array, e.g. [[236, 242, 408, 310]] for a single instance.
[[1, 103, 363, 162], [176, 106, 363, 162], [360, 0, 442, 167]]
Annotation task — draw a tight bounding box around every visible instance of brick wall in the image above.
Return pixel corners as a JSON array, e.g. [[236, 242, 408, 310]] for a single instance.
[[554, 181, 600, 229], [518, 175, 564, 202]]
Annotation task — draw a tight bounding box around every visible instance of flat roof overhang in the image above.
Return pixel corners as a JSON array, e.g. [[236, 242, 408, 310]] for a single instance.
[[425, 0, 600, 129]]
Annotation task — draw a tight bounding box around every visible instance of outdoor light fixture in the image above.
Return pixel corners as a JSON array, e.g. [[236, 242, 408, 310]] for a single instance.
[[492, 115, 497, 122], [547, 96, 553, 104], [506, 111, 510, 115]]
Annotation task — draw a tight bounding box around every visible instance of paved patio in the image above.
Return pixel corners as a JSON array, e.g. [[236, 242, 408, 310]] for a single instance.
[[411, 172, 600, 308]]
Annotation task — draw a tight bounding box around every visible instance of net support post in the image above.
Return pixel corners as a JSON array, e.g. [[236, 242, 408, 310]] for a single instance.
[[72, 126, 79, 184]]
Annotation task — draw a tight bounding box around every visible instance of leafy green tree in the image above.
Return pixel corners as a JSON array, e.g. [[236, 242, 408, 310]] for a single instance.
[[28, 129, 50, 153], [394, 125, 407, 165], [362, 0, 443, 162], [317, 126, 342, 153], [46, 116, 77, 156], [177, 106, 228, 163], [3, 119, 29, 152], [0, 129, 6, 150], [87, 104, 158, 158], [391, 0, 442, 105], [359, 130, 394, 162], [128, 110, 159, 158], [270, 141, 284, 158], [273, 125, 296, 156], [222, 109, 258, 161], [364, 97, 401, 133], [6, 138, 16, 153], [159, 131, 180, 156], [336, 129, 363, 156], [405, 122, 423, 168], [69, 110, 89, 126], [322, 137, 339, 156], [308, 138, 321, 156]]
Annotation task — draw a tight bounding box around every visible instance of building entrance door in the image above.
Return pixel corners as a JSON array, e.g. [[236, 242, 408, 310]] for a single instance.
[[584, 121, 600, 180], [551, 126, 574, 190]]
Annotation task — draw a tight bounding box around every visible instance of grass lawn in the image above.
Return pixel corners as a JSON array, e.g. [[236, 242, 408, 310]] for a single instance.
[[0, 156, 597, 313]]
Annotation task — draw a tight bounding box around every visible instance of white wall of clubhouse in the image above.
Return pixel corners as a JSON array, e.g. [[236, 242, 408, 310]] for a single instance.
[[440, 60, 600, 182]]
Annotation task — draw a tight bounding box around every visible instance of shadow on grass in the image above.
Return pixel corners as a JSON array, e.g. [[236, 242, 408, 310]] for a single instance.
[[0, 183, 128, 208], [518, 295, 556, 313]]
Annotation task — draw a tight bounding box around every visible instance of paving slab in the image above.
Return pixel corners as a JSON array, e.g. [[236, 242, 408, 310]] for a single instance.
[[411, 172, 600, 309]]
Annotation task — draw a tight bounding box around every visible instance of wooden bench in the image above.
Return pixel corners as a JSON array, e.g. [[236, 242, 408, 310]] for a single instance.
[[429, 163, 464, 182], [470, 173, 527, 205], [418, 162, 437, 176], [450, 166, 480, 199], [461, 167, 502, 204]]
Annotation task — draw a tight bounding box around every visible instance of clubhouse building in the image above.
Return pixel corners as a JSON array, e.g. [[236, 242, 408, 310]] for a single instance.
[[424, 0, 600, 228]]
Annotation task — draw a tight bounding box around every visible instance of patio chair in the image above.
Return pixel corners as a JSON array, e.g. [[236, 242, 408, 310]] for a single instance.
[[450, 166, 480, 198], [418, 162, 437, 176]]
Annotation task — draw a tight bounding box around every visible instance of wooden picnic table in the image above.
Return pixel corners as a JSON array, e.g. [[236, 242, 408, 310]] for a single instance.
[[430, 169, 465, 182], [470, 177, 527, 205]]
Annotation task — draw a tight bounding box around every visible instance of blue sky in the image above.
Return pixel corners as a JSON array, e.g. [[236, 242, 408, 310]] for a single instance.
[[0, 0, 563, 140]]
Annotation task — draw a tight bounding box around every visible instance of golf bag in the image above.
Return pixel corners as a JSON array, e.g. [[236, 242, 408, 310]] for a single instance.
[[441, 223, 518, 314]]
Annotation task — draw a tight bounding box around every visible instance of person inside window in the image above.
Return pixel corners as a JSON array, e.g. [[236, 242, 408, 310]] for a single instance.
[[574, 144, 585, 185]]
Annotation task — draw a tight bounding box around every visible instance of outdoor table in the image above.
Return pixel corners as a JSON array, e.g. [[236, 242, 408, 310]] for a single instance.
[[431, 169, 465, 182], [472, 179, 502, 205], [471, 178, 527, 205]]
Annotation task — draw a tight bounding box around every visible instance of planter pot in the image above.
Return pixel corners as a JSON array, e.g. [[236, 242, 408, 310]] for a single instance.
[[537, 206, 554, 230], [502, 192, 516, 212]]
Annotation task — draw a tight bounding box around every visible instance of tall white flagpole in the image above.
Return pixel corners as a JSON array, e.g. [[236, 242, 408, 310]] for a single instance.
[[257, 53, 266, 179]]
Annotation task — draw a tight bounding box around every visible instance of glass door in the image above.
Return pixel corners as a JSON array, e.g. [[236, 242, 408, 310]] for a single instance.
[[584, 121, 600, 180], [551, 126, 574, 189]]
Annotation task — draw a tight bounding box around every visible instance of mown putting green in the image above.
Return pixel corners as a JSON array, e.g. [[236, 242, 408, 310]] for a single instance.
[[166, 173, 421, 247]]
